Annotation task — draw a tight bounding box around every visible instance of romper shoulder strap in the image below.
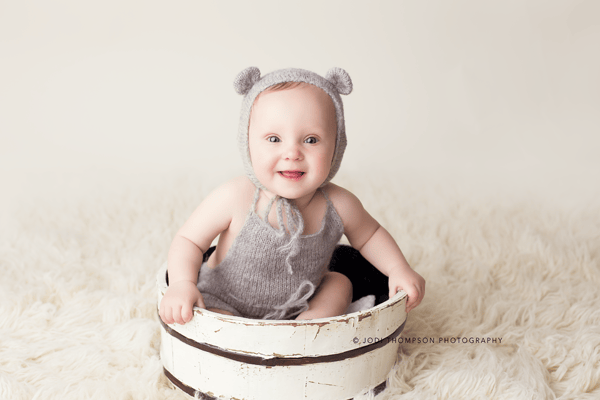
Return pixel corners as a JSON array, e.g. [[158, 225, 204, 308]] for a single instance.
[[319, 187, 335, 209]]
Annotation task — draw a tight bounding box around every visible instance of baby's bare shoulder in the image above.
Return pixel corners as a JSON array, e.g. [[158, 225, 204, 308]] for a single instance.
[[322, 183, 363, 212], [191, 176, 254, 221], [323, 183, 378, 237], [208, 176, 254, 204], [180, 176, 253, 239]]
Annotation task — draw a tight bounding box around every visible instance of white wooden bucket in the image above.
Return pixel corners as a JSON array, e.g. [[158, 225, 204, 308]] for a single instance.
[[157, 265, 407, 400]]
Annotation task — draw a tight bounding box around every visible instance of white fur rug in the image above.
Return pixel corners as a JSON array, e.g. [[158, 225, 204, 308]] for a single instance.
[[1, 171, 599, 400]]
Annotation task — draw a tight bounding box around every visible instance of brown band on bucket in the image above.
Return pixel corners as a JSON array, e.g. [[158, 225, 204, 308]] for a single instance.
[[163, 367, 387, 400], [163, 368, 217, 399], [159, 313, 406, 366], [372, 380, 387, 396]]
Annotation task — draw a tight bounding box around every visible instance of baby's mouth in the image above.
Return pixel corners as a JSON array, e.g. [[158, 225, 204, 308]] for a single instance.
[[279, 171, 305, 181]]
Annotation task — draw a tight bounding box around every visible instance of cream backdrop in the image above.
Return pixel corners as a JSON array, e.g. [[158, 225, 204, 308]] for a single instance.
[[1, 0, 599, 210], [2, 2, 600, 399]]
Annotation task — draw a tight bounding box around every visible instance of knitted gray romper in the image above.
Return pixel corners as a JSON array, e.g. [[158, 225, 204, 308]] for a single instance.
[[197, 187, 344, 320]]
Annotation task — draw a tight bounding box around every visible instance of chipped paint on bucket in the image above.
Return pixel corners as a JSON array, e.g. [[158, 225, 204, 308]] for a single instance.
[[157, 265, 407, 400]]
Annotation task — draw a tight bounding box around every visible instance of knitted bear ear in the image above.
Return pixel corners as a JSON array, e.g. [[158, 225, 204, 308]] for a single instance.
[[325, 67, 352, 95], [234, 67, 261, 95]]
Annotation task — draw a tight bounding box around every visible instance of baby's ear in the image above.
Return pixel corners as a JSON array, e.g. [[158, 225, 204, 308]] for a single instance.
[[234, 67, 261, 95], [325, 67, 353, 95]]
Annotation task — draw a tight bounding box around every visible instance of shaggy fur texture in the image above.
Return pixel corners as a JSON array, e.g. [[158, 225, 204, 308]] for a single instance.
[[1, 171, 599, 400]]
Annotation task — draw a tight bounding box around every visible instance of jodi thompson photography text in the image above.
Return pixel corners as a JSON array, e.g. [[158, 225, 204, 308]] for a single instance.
[[353, 336, 504, 345]]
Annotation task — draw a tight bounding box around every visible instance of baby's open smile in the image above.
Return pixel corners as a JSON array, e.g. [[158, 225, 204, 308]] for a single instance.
[[278, 170, 305, 181]]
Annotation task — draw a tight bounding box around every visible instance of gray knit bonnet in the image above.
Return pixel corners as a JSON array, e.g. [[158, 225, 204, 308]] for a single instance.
[[234, 67, 353, 191]]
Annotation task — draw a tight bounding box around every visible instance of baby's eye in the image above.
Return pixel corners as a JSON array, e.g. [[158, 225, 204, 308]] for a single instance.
[[305, 137, 318, 144], [267, 136, 280, 143]]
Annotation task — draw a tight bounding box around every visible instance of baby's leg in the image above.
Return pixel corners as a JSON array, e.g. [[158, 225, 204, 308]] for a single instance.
[[296, 271, 353, 320], [201, 292, 241, 316]]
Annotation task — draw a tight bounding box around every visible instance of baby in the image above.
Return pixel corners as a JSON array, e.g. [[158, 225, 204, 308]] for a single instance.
[[159, 67, 425, 325]]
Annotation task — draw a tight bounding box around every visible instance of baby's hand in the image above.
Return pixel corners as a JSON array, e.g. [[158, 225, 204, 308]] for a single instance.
[[388, 268, 425, 313], [159, 281, 205, 325]]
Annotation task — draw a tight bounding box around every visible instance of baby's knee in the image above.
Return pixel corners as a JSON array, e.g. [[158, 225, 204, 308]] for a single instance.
[[325, 271, 353, 303]]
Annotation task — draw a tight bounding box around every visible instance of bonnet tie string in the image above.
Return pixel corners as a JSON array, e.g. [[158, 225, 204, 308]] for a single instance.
[[276, 196, 304, 275], [259, 191, 316, 319], [259, 192, 305, 275]]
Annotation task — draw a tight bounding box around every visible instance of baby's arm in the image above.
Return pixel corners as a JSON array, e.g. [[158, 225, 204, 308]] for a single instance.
[[328, 184, 425, 313], [159, 178, 239, 325]]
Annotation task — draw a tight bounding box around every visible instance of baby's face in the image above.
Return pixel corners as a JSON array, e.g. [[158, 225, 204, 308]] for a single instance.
[[248, 84, 337, 201]]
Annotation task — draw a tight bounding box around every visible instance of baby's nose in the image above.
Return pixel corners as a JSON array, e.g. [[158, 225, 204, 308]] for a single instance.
[[283, 143, 303, 160]]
